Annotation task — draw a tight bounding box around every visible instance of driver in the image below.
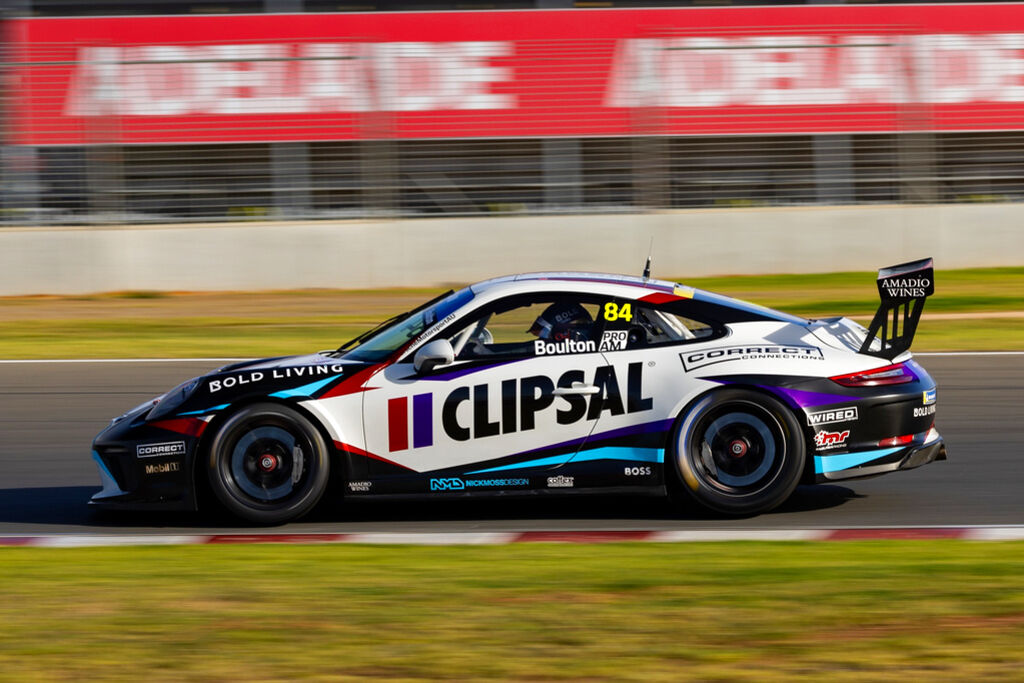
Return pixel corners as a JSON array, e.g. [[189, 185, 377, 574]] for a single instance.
[[528, 302, 593, 342]]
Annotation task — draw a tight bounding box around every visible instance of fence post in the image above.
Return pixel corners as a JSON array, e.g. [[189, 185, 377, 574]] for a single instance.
[[271, 142, 313, 218], [264, 0, 314, 219], [543, 138, 583, 211], [360, 48, 397, 217], [814, 135, 854, 205], [1, 0, 43, 225]]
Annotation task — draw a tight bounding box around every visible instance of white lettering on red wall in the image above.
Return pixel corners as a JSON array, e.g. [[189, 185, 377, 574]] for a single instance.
[[64, 42, 515, 117], [11, 4, 1024, 144], [605, 34, 1024, 108], [65, 34, 1024, 119]]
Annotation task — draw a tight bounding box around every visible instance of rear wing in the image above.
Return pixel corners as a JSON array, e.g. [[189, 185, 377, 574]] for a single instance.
[[859, 257, 935, 360]]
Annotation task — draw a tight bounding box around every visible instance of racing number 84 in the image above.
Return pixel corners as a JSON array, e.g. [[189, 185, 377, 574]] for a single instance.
[[603, 302, 632, 322]]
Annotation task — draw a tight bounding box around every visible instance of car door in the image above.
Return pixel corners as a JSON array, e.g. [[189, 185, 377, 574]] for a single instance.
[[560, 295, 724, 483], [360, 292, 613, 493]]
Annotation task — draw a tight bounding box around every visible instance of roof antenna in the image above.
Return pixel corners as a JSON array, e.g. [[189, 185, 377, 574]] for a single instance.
[[642, 237, 654, 280]]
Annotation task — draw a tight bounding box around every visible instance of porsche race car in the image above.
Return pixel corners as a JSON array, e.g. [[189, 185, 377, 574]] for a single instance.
[[91, 258, 946, 523]]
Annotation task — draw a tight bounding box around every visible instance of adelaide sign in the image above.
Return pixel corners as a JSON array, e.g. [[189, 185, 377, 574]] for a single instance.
[[9, 4, 1024, 144]]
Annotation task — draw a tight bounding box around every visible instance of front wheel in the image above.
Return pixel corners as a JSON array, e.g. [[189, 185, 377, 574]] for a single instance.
[[671, 389, 805, 516], [206, 403, 331, 525]]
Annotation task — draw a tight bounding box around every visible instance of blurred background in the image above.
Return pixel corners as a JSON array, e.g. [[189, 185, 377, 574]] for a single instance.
[[1, 0, 1023, 293], [1, 11, 1022, 677]]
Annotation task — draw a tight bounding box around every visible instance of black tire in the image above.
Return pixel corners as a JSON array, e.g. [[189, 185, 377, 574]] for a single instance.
[[670, 389, 805, 516], [206, 403, 330, 525]]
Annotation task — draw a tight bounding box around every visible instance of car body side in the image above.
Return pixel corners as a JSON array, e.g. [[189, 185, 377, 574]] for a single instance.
[[91, 272, 944, 512]]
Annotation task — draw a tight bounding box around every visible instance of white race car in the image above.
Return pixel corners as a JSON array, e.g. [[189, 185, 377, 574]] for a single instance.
[[92, 259, 945, 523]]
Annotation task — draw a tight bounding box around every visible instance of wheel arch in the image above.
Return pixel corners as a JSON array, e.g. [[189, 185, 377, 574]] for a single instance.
[[664, 382, 809, 515], [666, 381, 816, 485], [190, 396, 347, 512]]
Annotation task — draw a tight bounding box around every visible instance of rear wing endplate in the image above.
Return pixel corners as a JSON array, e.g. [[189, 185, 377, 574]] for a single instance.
[[858, 257, 934, 360]]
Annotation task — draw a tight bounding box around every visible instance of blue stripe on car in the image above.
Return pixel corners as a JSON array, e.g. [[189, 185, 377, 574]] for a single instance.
[[468, 446, 663, 474], [177, 403, 229, 416], [270, 376, 339, 399], [814, 447, 903, 474], [91, 450, 126, 499]]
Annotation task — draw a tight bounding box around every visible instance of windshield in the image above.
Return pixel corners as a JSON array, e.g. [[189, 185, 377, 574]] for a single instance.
[[340, 287, 475, 363]]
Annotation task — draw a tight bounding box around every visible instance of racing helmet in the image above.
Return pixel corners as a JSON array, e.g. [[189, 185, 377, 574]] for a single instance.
[[528, 301, 593, 341]]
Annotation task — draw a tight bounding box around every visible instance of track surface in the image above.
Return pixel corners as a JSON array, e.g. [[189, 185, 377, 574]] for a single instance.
[[0, 356, 1020, 535]]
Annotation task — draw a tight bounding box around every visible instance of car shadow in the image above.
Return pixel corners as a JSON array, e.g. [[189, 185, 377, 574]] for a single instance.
[[0, 484, 860, 530], [0, 486, 102, 527], [0, 486, 212, 529], [774, 484, 864, 514], [320, 484, 860, 525]]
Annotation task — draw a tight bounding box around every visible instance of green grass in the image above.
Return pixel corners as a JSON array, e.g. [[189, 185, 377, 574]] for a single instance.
[[0, 267, 1021, 358], [0, 317, 368, 360], [912, 318, 1024, 351], [1, 542, 1022, 680], [682, 266, 1024, 316], [1, 317, 1022, 359]]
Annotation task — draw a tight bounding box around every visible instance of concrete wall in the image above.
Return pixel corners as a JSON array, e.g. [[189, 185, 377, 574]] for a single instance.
[[0, 203, 1021, 295]]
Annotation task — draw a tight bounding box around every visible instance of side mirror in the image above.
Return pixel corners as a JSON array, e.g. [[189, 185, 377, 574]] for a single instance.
[[413, 339, 454, 374]]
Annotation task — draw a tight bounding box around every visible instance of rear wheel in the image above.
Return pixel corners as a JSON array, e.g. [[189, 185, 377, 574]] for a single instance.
[[206, 403, 330, 524], [671, 389, 805, 516]]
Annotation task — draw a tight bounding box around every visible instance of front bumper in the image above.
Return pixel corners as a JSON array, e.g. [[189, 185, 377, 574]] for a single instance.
[[89, 405, 204, 511]]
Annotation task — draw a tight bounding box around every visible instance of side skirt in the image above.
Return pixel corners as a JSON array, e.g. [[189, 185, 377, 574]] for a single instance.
[[342, 485, 667, 502]]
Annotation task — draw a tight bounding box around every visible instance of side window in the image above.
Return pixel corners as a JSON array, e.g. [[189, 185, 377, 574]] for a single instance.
[[599, 299, 720, 351], [442, 295, 603, 361]]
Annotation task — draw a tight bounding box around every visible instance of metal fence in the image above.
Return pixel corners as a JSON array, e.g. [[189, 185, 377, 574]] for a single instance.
[[6, 9, 1024, 224], [10, 131, 1024, 225]]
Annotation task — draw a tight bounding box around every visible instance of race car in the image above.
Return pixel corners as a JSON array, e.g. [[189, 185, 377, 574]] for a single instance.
[[91, 258, 946, 524]]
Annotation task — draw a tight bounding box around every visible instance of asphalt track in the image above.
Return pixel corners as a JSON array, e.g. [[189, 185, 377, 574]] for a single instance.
[[0, 355, 1020, 536]]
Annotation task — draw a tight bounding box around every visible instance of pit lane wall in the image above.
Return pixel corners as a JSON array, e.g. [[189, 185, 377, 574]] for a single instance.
[[0, 203, 1020, 296]]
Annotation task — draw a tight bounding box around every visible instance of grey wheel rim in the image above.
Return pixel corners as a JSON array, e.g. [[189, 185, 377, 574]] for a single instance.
[[230, 425, 306, 502], [687, 402, 786, 494]]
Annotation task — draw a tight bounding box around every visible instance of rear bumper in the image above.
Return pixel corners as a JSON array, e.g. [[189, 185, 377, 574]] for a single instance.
[[899, 438, 947, 471], [814, 431, 946, 482]]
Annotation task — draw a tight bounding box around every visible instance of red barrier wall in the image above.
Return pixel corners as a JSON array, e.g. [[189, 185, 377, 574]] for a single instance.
[[9, 4, 1024, 144]]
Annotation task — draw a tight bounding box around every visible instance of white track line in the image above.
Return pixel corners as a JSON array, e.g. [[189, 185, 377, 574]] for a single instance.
[[349, 532, 520, 545], [963, 527, 1024, 541], [3, 526, 1024, 548], [0, 358, 251, 364], [35, 535, 206, 548], [2, 352, 1024, 364], [651, 529, 829, 542]]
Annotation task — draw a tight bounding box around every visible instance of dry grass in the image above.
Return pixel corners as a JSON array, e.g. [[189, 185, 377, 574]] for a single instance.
[[0, 541, 1022, 681], [1, 268, 1023, 358]]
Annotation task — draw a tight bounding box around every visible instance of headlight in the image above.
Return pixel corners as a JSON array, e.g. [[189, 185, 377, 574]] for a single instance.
[[147, 377, 202, 421]]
